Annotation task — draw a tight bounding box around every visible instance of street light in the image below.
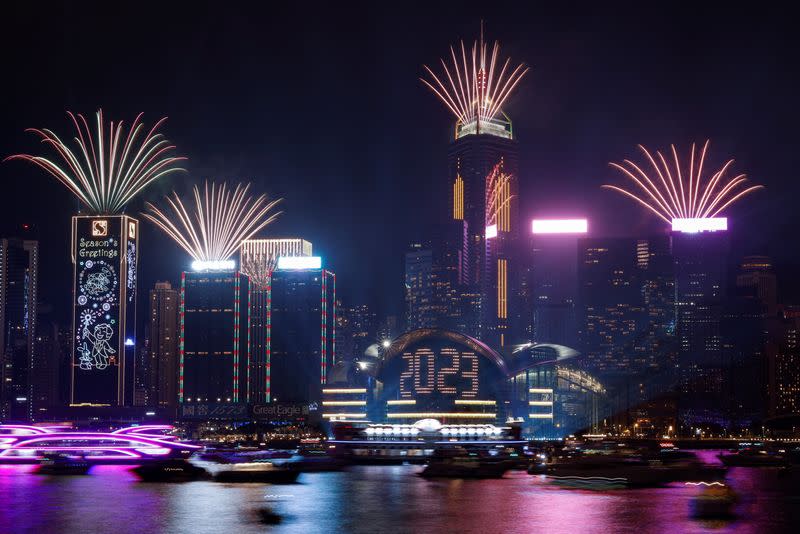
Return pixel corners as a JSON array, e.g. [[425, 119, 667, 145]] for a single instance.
[[382, 339, 391, 349]]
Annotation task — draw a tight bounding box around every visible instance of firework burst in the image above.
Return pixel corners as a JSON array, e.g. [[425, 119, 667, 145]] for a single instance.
[[421, 31, 528, 129], [603, 141, 763, 224], [6, 110, 185, 214], [142, 181, 281, 262]]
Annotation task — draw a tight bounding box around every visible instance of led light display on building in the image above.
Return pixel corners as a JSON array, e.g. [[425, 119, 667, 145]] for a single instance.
[[376, 329, 508, 422], [398, 346, 481, 398], [671, 217, 728, 233], [179, 270, 250, 405], [191, 259, 236, 271], [276, 256, 322, 270], [70, 215, 138, 406], [531, 219, 588, 234]]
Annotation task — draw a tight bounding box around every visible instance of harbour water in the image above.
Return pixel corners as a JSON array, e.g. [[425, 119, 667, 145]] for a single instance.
[[1, 461, 797, 533]]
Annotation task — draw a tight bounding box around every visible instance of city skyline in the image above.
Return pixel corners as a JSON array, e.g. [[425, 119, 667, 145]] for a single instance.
[[2, 6, 799, 532], [1, 5, 795, 325]]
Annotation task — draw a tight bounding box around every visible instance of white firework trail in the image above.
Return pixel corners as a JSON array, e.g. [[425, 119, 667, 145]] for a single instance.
[[142, 181, 282, 262], [7, 109, 185, 214], [421, 29, 528, 129], [603, 140, 763, 224]]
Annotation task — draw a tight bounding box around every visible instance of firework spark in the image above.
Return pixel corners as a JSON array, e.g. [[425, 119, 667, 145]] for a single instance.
[[421, 31, 528, 129], [241, 252, 278, 289], [142, 181, 281, 263], [603, 141, 763, 225], [6, 110, 185, 214]]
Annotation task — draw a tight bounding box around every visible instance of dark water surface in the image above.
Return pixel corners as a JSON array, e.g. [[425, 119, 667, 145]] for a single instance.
[[1, 459, 798, 533]]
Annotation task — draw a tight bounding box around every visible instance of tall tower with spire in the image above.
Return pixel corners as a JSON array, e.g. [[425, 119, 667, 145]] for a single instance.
[[422, 27, 527, 348]]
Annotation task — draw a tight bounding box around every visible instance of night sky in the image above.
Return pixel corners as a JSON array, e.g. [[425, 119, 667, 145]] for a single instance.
[[2, 2, 798, 326]]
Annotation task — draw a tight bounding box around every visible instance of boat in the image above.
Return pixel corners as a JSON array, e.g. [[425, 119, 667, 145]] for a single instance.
[[34, 454, 91, 476], [543, 452, 725, 487], [718, 446, 788, 467], [288, 448, 347, 472], [132, 459, 211, 482], [420, 449, 510, 479], [191, 453, 301, 483]]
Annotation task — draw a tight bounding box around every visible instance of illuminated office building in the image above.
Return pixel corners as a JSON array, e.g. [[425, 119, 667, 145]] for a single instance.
[[672, 221, 729, 425], [423, 30, 527, 348], [578, 237, 646, 375], [351, 304, 377, 357], [133, 337, 150, 407], [482, 160, 520, 349], [405, 244, 436, 330], [405, 241, 462, 332], [30, 322, 60, 420], [269, 257, 336, 405], [766, 312, 800, 419], [148, 281, 179, 408], [578, 236, 675, 376], [70, 215, 137, 407], [0, 238, 38, 420], [240, 238, 313, 404], [736, 255, 777, 316], [529, 219, 587, 347], [449, 136, 519, 347], [179, 267, 250, 404]]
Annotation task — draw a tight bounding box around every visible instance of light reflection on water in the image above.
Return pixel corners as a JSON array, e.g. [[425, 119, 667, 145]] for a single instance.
[[1, 461, 798, 533]]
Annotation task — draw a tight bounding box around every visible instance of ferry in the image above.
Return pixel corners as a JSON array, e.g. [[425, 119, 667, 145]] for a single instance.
[[420, 449, 511, 479]]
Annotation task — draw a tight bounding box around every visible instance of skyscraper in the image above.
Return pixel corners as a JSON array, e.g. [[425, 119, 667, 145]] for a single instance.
[[672, 226, 729, 425], [449, 132, 520, 347], [720, 291, 767, 428], [578, 237, 645, 376], [405, 244, 435, 330], [134, 335, 150, 407], [766, 311, 800, 418], [240, 238, 313, 404], [578, 236, 675, 377], [348, 304, 377, 358], [30, 321, 60, 421], [148, 281, 179, 409], [269, 257, 335, 405], [0, 238, 38, 420], [180, 268, 250, 404], [578, 235, 677, 428], [142, 181, 281, 410], [529, 219, 588, 347], [70, 215, 138, 407], [736, 255, 778, 316], [423, 30, 527, 349]]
